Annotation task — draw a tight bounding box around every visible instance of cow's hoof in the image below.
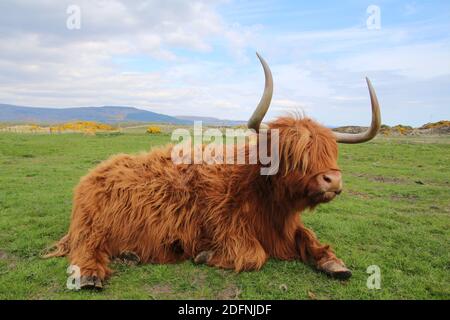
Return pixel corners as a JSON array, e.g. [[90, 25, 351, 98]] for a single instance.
[[319, 260, 352, 280], [80, 275, 103, 290], [118, 251, 141, 266], [194, 251, 213, 264]]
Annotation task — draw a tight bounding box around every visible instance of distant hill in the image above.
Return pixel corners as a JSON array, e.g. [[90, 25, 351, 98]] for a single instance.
[[0, 104, 191, 124], [333, 121, 450, 136], [176, 116, 246, 126]]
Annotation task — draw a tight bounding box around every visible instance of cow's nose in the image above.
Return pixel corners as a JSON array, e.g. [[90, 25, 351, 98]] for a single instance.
[[319, 171, 342, 194]]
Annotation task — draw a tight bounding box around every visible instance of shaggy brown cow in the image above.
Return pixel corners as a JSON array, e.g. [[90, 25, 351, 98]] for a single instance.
[[45, 53, 381, 289]]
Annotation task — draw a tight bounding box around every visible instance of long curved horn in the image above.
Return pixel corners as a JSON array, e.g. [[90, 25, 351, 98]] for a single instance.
[[333, 77, 381, 144], [248, 52, 273, 131]]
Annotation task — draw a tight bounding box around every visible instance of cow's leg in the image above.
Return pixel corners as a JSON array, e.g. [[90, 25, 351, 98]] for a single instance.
[[193, 250, 214, 265], [194, 247, 268, 272], [295, 223, 351, 280], [69, 243, 111, 290], [194, 237, 268, 272], [115, 251, 141, 266]]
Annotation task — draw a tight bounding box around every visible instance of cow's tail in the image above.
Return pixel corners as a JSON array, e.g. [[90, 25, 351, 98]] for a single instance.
[[41, 234, 71, 258]]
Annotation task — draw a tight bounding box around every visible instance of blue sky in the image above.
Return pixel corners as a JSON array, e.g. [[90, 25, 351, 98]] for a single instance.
[[0, 0, 449, 126]]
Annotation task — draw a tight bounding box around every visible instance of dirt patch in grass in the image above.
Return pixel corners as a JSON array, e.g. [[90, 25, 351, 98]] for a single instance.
[[429, 205, 450, 214], [0, 250, 8, 260], [0, 250, 18, 270], [371, 175, 405, 184], [146, 283, 173, 299], [216, 283, 241, 300], [346, 189, 373, 199], [352, 173, 407, 184], [190, 271, 207, 288], [391, 194, 419, 201], [30, 282, 63, 300]]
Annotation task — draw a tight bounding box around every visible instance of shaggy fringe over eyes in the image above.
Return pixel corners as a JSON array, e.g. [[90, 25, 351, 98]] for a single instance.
[[269, 116, 339, 178]]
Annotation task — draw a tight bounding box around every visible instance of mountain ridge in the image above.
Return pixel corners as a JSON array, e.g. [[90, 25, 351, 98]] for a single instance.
[[0, 104, 191, 124]]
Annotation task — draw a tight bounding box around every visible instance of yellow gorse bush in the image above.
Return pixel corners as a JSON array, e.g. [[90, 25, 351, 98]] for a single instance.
[[147, 126, 162, 134], [421, 121, 450, 130], [1, 122, 116, 134], [58, 121, 114, 132], [380, 124, 413, 136], [52, 121, 115, 133]]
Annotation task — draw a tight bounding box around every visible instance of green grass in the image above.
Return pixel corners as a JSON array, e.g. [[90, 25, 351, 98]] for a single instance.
[[0, 132, 449, 300]]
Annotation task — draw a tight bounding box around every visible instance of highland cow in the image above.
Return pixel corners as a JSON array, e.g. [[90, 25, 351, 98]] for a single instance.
[[45, 53, 381, 289]]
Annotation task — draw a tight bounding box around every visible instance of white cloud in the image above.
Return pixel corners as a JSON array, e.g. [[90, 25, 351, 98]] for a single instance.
[[0, 0, 259, 115], [335, 42, 450, 80]]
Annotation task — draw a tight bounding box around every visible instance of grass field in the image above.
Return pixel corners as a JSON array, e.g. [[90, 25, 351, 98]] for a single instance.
[[0, 132, 449, 300]]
